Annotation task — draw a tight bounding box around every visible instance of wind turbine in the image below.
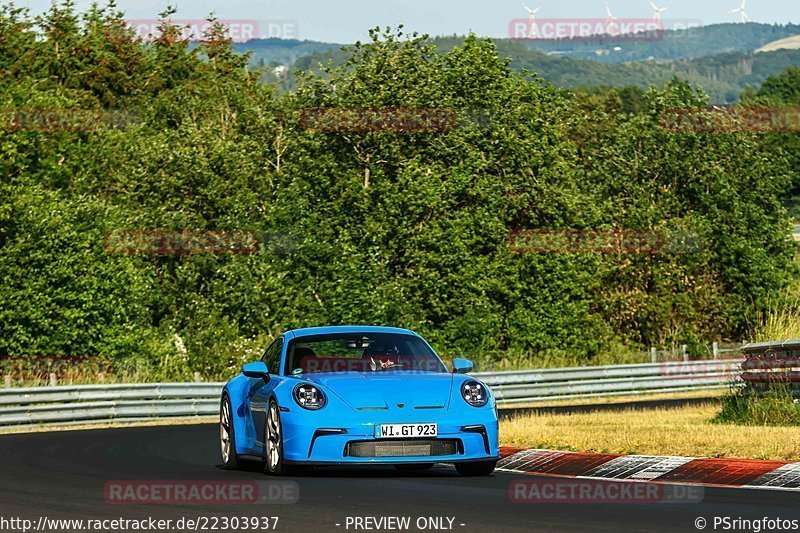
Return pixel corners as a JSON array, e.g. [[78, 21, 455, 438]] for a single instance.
[[523, 4, 542, 38], [523, 4, 541, 17], [728, 0, 750, 23], [649, 1, 670, 22], [605, 2, 619, 36]]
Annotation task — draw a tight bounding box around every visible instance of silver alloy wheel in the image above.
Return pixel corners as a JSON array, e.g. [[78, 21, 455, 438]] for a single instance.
[[220, 399, 231, 464], [266, 402, 281, 471]]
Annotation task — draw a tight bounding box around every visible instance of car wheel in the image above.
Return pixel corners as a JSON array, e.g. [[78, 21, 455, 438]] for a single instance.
[[220, 394, 238, 470], [264, 399, 287, 475], [394, 463, 434, 473], [455, 460, 496, 477]]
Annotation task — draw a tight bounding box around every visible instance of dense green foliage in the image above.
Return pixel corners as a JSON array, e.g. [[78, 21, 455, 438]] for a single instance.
[[0, 4, 796, 378], [741, 67, 800, 214]]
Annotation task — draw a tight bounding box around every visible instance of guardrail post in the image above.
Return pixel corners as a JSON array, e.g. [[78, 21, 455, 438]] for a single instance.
[[98, 372, 105, 384], [650, 347, 657, 363], [3, 375, 11, 388], [49, 373, 57, 387], [193, 372, 201, 383], [682, 345, 688, 362], [712, 341, 719, 360]]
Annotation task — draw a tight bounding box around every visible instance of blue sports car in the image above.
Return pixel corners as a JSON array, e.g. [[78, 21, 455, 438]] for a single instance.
[[219, 326, 499, 476]]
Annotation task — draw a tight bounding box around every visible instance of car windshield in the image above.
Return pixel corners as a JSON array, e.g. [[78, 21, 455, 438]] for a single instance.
[[286, 333, 447, 374]]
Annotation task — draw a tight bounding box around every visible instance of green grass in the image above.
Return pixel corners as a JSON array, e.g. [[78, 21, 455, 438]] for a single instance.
[[715, 385, 800, 426]]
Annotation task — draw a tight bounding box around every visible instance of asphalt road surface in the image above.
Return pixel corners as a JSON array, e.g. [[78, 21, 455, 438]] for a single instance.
[[0, 424, 798, 533]]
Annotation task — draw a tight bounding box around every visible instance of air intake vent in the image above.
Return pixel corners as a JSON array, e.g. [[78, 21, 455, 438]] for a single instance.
[[345, 439, 459, 458]]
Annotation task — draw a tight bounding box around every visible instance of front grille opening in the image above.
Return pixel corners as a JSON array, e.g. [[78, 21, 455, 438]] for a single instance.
[[344, 439, 461, 458]]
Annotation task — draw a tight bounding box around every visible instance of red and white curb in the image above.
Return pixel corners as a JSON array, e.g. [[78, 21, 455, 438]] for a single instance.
[[497, 447, 800, 491]]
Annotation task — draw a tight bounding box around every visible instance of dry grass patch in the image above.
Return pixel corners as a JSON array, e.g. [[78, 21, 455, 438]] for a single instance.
[[756, 35, 800, 53], [500, 402, 800, 461], [503, 389, 725, 410]]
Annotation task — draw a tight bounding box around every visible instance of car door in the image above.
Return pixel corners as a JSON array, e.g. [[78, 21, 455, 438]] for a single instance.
[[250, 336, 283, 450]]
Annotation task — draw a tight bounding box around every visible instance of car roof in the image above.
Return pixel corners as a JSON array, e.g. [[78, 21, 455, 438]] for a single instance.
[[283, 325, 420, 339]]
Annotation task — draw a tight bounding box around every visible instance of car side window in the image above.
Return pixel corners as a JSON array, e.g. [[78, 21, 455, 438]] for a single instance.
[[261, 337, 283, 375]]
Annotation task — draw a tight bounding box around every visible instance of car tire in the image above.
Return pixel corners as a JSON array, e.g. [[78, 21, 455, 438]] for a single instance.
[[394, 463, 434, 473], [264, 399, 288, 476], [455, 460, 496, 477], [220, 394, 239, 470]]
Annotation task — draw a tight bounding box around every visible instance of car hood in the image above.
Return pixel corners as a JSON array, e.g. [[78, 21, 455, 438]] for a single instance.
[[300, 372, 454, 410]]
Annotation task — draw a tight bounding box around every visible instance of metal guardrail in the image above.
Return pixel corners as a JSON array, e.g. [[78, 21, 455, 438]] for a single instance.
[[741, 340, 800, 386], [743, 340, 800, 355], [0, 383, 223, 426], [0, 360, 742, 428], [476, 359, 741, 404]]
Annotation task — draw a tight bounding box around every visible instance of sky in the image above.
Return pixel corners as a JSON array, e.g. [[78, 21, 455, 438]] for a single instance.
[[13, 0, 800, 43]]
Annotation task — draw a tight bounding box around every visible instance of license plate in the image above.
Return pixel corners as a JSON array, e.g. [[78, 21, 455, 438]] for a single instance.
[[376, 423, 438, 439]]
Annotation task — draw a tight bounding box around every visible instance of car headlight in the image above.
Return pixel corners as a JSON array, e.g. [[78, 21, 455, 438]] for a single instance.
[[461, 380, 488, 407], [293, 383, 327, 410]]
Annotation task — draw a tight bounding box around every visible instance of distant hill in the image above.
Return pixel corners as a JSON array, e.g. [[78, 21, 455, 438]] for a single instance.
[[234, 23, 800, 103], [278, 37, 800, 104], [498, 43, 800, 103], [232, 38, 341, 68], [523, 23, 800, 63], [233, 23, 800, 68]]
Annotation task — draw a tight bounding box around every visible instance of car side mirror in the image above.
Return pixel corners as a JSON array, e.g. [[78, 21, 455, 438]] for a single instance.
[[242, 361, 270, 381], [452, 358, 473, 374]]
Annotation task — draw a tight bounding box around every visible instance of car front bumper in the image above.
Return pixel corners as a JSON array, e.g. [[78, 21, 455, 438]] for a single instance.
[[280, 409, 499, 464]]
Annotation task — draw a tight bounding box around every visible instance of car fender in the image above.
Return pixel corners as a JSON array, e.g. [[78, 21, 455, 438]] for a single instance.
[[223, 375, 265, 456]]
